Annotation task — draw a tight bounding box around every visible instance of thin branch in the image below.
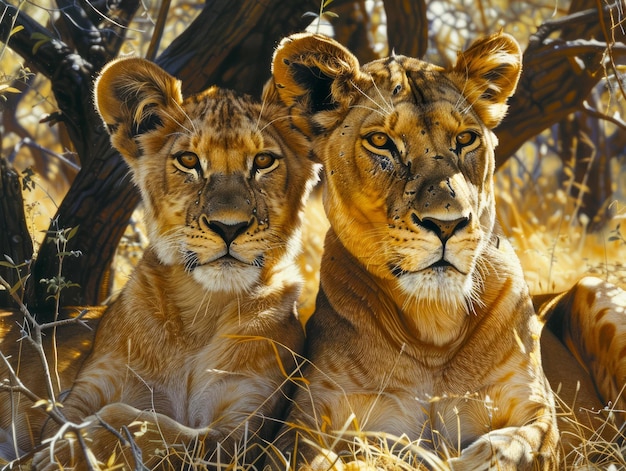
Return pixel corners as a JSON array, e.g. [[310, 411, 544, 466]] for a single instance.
[[531, 38, 626, 61], [530, 2, 622, 44], [41, 420, 99, 471], [145, 0, 171, 61], [8, 137, 81, 172], [0, 275, 64, 421], [596, 0, 626, 100], [582, 100, 626, 130], [0, 276, 99, 468], [0, 352, 66, 424]]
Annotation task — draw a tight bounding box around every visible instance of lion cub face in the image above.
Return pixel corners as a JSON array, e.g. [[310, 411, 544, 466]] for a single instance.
[[96, 58, 317, 293], [273, 33, 521, 311]]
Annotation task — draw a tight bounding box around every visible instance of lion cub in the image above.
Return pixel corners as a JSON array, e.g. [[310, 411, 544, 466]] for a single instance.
[[24, 58, 318, 469], [266, 33, 559, 470]]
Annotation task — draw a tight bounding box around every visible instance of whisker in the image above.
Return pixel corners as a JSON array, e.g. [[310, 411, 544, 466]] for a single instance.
[[191, 288, 213, 326], [171, 100, 196, 134], [348, 104, 389, 119], [256, 94, 268, 133], [349, 80, 393, 116], [367, 74, 395, 114], [258, 114, 294, 134]]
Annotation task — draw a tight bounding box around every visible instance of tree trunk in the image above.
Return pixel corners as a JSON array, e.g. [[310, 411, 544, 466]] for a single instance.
[[157, 0, 319, 96], [383, 0, 427, 58], [0, 158, 33, 307], [1, 0, 319, 318], [332, 0, 380, 64]]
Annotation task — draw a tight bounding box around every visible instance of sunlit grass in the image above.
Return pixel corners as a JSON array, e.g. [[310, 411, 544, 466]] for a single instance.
[[496, 140, 626, 295]]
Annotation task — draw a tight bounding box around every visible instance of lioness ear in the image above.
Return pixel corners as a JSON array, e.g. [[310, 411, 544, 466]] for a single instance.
[[94, 57, 183, 160], [449, 32, 522, 128], [270, 33, 364, 135]]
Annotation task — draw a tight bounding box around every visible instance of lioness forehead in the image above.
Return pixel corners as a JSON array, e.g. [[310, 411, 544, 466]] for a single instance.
[[362, 56, 461, 107]]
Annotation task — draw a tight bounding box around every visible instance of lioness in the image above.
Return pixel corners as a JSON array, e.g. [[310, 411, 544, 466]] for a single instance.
[[265, 32, 559, 470], [1, 57, 320, 469]]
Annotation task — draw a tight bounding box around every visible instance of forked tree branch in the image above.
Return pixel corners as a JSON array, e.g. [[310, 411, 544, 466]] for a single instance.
[[495, 0, 626, 166]]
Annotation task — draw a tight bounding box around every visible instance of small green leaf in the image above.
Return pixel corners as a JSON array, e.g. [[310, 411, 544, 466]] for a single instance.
[[9, 278, 25, 295], [68, 225, 80, 241], [0, 84, 21, 94], [31, 32, 51, 55], [10, 25, 24, 36], [3, 254, 15, 265]]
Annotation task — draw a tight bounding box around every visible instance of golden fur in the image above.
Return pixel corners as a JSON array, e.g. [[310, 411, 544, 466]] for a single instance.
[[266, 32, 560, 470], [1, 39, 624, 471], [1, 57, 320, 469]]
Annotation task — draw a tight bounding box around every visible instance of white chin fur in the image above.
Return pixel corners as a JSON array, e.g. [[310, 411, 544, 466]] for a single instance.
[[396, 269, 473, 310], [192, 264, 261, 293]]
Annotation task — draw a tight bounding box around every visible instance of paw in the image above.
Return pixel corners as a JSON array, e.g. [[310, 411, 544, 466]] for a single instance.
[[32, 419, 108, 471], [447, 427, 534, 471], [32, 409, 145, 470]]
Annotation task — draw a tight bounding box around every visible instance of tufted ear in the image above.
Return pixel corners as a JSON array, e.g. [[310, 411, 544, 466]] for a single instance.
[[94, 57, 184, 160], [449, 32, 522, 128], [269, 33, 365, 135]]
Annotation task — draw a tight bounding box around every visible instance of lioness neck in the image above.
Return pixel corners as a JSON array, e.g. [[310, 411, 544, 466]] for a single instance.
[[319, 229, 470, 349], [319, 229, 531, 351]]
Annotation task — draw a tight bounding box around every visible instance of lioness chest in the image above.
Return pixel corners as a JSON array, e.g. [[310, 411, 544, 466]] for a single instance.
[[305, 299, 539, 448]]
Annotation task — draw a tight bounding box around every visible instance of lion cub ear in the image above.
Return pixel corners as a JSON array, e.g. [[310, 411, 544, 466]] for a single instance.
[[270, 33, 365, 135], [449, 32, 522, 128], [94, 57, 184, 160]]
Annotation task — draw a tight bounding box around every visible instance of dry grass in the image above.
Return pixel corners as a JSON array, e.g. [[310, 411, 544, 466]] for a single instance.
[[4, 126, 626, 470], [2, 1, 625, 467], [496, 141, 626, 295]]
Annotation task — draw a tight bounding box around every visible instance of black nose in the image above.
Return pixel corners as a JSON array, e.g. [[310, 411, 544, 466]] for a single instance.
[[200, 216, 251, 245], [412, 214, 470, 243]]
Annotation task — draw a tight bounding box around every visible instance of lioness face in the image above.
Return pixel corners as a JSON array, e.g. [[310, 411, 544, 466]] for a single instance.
[[321, 61, 499, 309], [95, 59, 317, 293], [272, 33, 520, 311]]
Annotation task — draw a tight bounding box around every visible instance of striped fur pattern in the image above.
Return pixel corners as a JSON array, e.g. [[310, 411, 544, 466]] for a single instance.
[[266, 33, 560, 470], [25, 57, 319, 469]]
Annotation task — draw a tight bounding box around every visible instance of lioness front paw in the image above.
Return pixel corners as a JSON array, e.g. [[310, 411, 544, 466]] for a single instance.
[[447, 427, 538, 471]]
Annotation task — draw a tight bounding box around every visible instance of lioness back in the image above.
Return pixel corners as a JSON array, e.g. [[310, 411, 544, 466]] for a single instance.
[[0, 57, 321, 470], [265, 32, 560, 471]]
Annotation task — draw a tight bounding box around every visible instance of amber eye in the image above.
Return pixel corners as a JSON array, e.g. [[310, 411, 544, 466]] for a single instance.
[[456, 131, 478, 147], [367, 132, 390, 149], [175, 151, 200, 170], [253, 153, 276, 171]]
